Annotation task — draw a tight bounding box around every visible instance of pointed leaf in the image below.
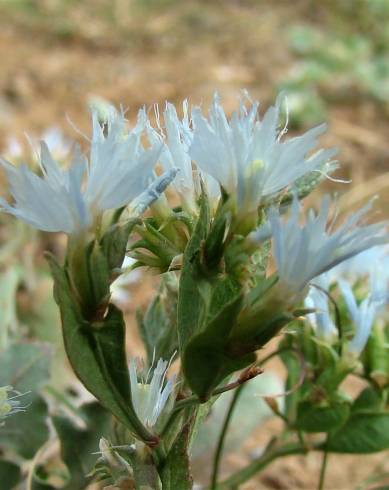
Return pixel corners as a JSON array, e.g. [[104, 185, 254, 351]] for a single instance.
[[327, 413, 389, 453], [47, 255, 155, 443], [177, 191, 210, 353], [137, 274, 179, 366], [295, 400, 350, 433], [100, 220, 137, 270], [183, 278, 254, 399]]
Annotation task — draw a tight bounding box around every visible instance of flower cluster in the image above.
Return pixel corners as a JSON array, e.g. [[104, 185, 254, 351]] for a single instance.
[[268, 196, 388, 302], [305, 245, 389, 357], [0, 108, 174, 235]]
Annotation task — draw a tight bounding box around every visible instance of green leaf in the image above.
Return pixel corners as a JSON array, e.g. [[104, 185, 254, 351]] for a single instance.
[[352, 386, 383, 413], [177, 191, 210, 353], [160, 421, 193, 490], [182, 278, 254, 400], [0, 459, 21, 490], [0, 395, 49, 459], [0, 342, 51, 458], [204, 205, 229, 271], [177, 192, 260, 399], [87, 241, 110, 312], [137, 274, 179, 366], [366, 326, 389, 387], [327, 412, 389, 453], [53, 402, 111, 490], [47, 255, 155, 444], [295, 400, 350, 433], [0, 343, 51, 392], [279, 335, 301, 420], [100, 220, 137, 271]]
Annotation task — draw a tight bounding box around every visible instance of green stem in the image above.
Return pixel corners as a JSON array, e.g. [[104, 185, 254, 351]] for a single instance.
[[208, 348, 295, 488], [210, 384, 245, 489], [214, 442, 307, 489], [318, 438, 329, 490]]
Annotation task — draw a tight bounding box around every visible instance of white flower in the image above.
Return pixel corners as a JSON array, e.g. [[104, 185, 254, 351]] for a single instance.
[[305, 274, 338, 341], [147, 101, 219, 214], [0, 108, 174, 234], [268, 196, 389, 299], [129, 358, 175, 428], [0, 385, 26, 421], [189, 92, 337, 217], [338, 279, 382, 355]]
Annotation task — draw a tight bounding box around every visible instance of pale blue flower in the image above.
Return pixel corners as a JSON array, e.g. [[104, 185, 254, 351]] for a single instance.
[[269, 196, 389, 298], [189, 92, 337, 216], [305, 274, 338, 341], [326, 245, 389, 286], [147, 101, 219, 213], [129, 358, 175, 428], [0, 108, 172, 234], [338, 279, 382, 355]]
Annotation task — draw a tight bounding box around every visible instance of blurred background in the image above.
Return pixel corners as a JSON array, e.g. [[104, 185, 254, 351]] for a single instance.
[[0, 1, 388, 489], [1, 0, 388, 206]]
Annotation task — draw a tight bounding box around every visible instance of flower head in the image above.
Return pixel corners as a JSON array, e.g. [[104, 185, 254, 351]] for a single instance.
[[268, 196, 389, 301], [189, 92, 337, 220], [129, 358, 175, 429], [0, 107, 174, 235]]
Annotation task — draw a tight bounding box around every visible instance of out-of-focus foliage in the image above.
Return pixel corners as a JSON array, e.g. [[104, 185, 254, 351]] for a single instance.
[[279, 0, 389, 126]]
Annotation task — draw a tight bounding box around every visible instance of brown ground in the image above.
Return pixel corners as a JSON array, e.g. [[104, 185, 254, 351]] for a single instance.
[[1, 1, 389, 488]]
